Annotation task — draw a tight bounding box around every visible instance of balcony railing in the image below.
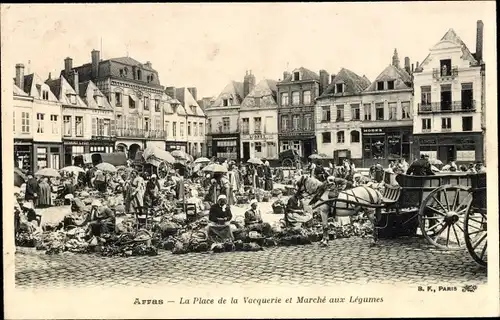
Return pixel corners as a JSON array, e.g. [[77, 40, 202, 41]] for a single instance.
[[115, 128, 166, 139], [210, 127, 239, 135], [418, 101, 476, 114], [432, 66, 459, 79], [336, 117, 344, 122]]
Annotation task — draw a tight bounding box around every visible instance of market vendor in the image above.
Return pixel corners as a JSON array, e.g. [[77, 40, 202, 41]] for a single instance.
[[244, 199, 272, 236], [25, 172, 39, 206], [263, 161, 273, 191], [88, 200, 116, 237], [92, 169, 107, 193], [144, 174, 161, 207], [208, 195, 234, 242], [22, 201, 41, 226], [284, 193, 312, 228]]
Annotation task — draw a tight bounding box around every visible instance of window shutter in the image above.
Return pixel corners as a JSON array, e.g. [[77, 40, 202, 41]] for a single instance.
[[110, 119, 116, 136], [92, 117, 97, 136]]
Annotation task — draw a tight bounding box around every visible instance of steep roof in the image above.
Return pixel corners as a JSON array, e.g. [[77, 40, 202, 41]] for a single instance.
[[418, 28, 479, 71], [281, 67, 320, 82], [364, 64, 412, 91], [23, 74, 34, 95], [320, 68, 371, 97], [208, 81, 245, 108], [46, 75, 88, 108], [13, 83, 28, 96], [240, 79, 278, 110], [175, 87, 205, 117]]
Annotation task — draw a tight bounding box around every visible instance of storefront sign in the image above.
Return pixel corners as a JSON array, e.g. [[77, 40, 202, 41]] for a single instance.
[[456, 150, 476, 162], [362, 128, 384, 134], [419, 138, 437, 145], [63, 140, 90, 146]]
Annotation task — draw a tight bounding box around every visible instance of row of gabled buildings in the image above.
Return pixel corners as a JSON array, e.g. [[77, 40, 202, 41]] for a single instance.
[[13, 50, 207, 172], [205, 21, 486, 167]]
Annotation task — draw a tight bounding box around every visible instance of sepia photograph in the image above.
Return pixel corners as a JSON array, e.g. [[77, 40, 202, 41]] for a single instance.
[[2, 2, 498, 319]]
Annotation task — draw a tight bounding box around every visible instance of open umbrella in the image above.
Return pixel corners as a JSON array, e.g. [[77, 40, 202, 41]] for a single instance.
[[309, 153, 328, 160], [247, 157, 263, 165], [96, 162, 117, 173], [429, 159, 443, 165], [14, 167, 26, 187], [35, 167, 61, 178], [202, 163, 228, 173], [61, 165, 85, 174], [194, 157, 210, 164], [171, 150, 188, 160]]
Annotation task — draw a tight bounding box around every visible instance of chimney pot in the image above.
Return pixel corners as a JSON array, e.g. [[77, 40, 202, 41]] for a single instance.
[[411, 63, 414, 73], [64, 57, 73, 76], [476, 20, 484, 62], [15, 63, 25, 90], [319, 69, 330, 96], [73, 70, 79, 95], [91, 50, 100, 79]]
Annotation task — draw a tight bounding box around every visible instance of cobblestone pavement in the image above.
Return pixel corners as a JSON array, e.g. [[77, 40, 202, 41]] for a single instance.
[[15, 236, 486, 289]]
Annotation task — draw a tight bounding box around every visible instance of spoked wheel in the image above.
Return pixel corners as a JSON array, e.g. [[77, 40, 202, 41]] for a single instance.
[[464, 205, 487, 267], [157, 161, 170, 180], [282, 158, 293, 168], [418, 185, 472, 250]]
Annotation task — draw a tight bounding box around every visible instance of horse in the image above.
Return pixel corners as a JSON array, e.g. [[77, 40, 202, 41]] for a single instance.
[[294, 175, 383, 246]]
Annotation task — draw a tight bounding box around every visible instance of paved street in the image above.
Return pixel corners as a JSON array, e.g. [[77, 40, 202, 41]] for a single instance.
[[15, 236, 486, 289]]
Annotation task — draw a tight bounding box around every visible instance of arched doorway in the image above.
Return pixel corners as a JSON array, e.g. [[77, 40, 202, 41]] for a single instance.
[[128, 143, 141, 160], [116, 143, 128, 154]]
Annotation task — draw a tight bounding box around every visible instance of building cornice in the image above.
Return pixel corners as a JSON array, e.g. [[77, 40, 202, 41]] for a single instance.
[[110, 78, 165, 94]]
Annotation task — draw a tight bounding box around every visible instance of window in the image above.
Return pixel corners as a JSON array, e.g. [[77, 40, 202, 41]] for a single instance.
[[363, 104, 372, 121], [350, 131, 360, 143], [462, 117, 473, 131], [172, 122, 177, 136], [154, 117, 161, 132], [92, 118, 98, 136], [242, 118, 249, 134], [441, 117, 451, 130], [187, 122, 192, 136], [137, 69, 142, 80], [292, 115, 300, 130], [42, 90, 49, 100], [461, 83, 474, 110], [75, 116, 83, 136], [37, 113, 44, 133], [129, 96, 136, 109], [165, 121, 170, 137], [337, 131, 345, 143], [144, 117, 150, 131], [180, 122, 185, 136], [440, 84, 452, 111], [322, 106, 331, 121], [303, 91, 311, 105], [375, 103, 384, 120], [281, 115, 289, 131], [336, 105, 344, 121], [222, 99, 229, 107], [50, 115, 58, 134], [95, 95, 103, 107], [388, 102, 397, 120], [115, 92, 122, 106], [387, 80, 395, 90], [322, 132, 331, 143], [255, 142, 262, 153], [194, 123, 198, 136], [304, 114, 312, 131], [422, 118, 431, 131], [335, 83, 344, 93], [351, 104, 360, 120], [155, 99, 161, 112], [267, 142, 276, 158], [293, 72, 300, 81], [254, 117, 262, 133], [254, 97, 260, 108], [207, 119, 212, 133], [144, 97, 150, 111], [116, 114, 123, 129], [440, 59, 452, 76], [401, 101, 411, 119], [421, 86, 431, 105], [377, 81, 385, 91], [281, 92, 289, 106], [127, 115, 138, 129], [37, 147, 47, 169], [68, 94, 77, 104], [222, 117, 230, 133], [21, 112, 30, 133], [291, 91, 300, 105], [199, 123, 204, 135]]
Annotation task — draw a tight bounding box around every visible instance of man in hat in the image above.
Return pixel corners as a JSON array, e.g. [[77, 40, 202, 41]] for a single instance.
[[88, 199, 116, 237], [263, 160, 273, 191], [24, 172, 39, 206], [244, 199, 272, 236], [407, 154, 434, 176], [144, 174, 161, 207]]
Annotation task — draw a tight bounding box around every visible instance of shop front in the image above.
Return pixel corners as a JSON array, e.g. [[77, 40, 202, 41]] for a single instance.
[[33, 142, 64, 171], [278, 133, 317, 160], [362, 126, 413, 168], [165, 141, 187, 153], [63, 140, 90, 167], [89, 136, 116, 155], [241, 133, 278, 162], [146, 140, 166, 151], [211, 134, 240, 161], [14, 139, 33, 172], [412, 132, 484, 165]]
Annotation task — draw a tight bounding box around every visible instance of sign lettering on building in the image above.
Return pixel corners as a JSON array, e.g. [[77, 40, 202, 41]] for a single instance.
[[362, 128, 384, 133], [420, 138, 437, 145]]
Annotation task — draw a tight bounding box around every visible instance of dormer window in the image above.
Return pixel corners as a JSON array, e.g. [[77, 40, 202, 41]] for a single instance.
[[190, 106, 196, 114], [377, 81, 385, 91], [293, 72, 300, 81], [67, 93, 77, 104], [42, 90, 49, 100], [137, 69, 142, 80], [222, 98, 229, 106], [335, 83, 344, 93], [95, 95, 103, 107], [387, 80, 395, 90], [123, 67, 128, 75], [119, 69, 124, 77]]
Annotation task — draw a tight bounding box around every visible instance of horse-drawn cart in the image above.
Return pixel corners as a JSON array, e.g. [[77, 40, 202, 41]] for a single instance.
[[311, 172, 487, 267]]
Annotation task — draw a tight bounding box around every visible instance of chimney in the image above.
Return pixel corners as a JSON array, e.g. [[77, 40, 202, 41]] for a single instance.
[[283, 71, 291, 81], [15, 63, 25, 90], [91, 49, 100, 78], [166, 86, 176, 100], [319, 69, 330, 96], [64, 57, 73, 76], [188, 87, 198, 101], [404, 57, 410, 74], [243, 70, 256, 98], [411, 63, 414, 73], [416, 61, 420, 70], [73, 70, 79, 95], [46, 72, 52, 82], [330, 74, 336, 83], [392, 48, 400, 68], [145, 61, 152, 69], [476, 20, 484, 63]]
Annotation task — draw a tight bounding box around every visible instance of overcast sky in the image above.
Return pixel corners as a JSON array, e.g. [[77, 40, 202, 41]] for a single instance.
[[2, 2, 496, 98]]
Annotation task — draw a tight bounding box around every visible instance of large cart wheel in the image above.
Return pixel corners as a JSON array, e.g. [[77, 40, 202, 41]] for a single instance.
[[418, 185, 471, 250], [464, 205, 487, 267], [282, 158, 293, 168], [157, 161, 170, 180]]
